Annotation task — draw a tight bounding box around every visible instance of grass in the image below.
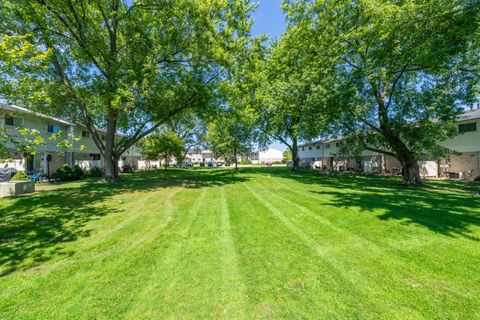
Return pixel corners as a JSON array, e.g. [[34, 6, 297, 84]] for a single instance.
[[0, 167, 479, 319]]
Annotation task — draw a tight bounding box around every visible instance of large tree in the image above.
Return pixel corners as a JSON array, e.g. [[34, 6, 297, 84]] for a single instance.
[[284, 0, 480, 184], [253, 32, 329, 171], [0, 0, 253, 182]]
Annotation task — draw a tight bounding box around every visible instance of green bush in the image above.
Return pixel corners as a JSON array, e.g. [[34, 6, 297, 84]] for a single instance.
[[54, 164, 84, 181], [10, 171, 29, 181], [239, 160, 252, 165], [272, 161, 283, 165], [87, 166, 103, 178]]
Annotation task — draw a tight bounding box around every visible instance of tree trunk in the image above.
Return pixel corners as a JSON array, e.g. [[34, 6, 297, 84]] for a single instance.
[[399, 155, 421, 185], [233, 146, 238, 170], [385, 134, 422, 185], [103, 152, 119, 182], [103, 108, 120, 182], [291, 139, 300, 171]]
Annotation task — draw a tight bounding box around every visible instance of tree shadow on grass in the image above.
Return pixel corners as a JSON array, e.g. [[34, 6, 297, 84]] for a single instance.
[[0, 168, 249, 276], [257, 167, 480, 240]]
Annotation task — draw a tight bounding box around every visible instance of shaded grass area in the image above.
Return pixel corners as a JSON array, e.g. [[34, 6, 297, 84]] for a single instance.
[[0, 167, 479, 319]]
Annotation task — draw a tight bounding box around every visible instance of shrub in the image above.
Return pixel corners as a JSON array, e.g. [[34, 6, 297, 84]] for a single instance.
[[54, 164, 84, 181], [272, 161, 283, 165], [239, 160, 252, 165], [10, 171, 29, 181], [87, 166, 103, 178]]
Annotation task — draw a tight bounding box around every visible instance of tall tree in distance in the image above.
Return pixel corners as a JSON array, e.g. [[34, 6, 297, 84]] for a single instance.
[[168, 112, 207, 159], [206, 108, 254, 170], [139, 129, 184, 171], [252, 29, 330, 171], [285, 0, 480, 184], [0, 0, 254, 182]]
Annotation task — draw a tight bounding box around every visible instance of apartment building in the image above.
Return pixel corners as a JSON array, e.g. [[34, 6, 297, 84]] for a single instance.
[[299, 108, 480, 178], [0, 103, 142, 174]]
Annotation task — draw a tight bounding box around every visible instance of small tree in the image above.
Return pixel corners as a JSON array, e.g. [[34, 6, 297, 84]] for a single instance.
[[140, 130, 184, 171], [282, 150, 292, 162], [207, 109, 253, 170], [169, 112, 207, 159]]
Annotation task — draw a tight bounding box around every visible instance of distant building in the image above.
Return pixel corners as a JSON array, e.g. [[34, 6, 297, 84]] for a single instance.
[[252, 148, 284, 164], [298, 108, 480, 179], [183, 149, 220, 164]]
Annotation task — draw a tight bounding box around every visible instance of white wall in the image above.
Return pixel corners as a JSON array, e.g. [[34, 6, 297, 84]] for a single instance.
[[258, 148, 283, 162]]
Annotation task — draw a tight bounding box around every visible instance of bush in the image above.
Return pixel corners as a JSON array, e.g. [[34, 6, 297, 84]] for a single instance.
[[239, 160, 252, 165], [10, 171, 29, 181], [272, 161, 283, 165], [54, 164, 84, 181], [87, 166, 103, 178]]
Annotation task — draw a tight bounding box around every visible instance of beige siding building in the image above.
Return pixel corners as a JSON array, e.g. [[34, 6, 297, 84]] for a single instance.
[[1, 104, 142, 175], [299, 109, 480, 179]]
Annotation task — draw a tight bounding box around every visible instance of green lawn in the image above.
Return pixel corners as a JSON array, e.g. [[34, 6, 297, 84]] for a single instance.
[[1, 168, 479, 319]]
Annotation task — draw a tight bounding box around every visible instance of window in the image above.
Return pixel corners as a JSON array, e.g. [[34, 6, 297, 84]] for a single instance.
[[101, 134, 106, 141], [302, 147, 305, 151], [336, 142, 341, 147], [316, 146, 320, 150], [4, 116, 23, 126], [82, 130, 90, 138], [326, 144, 330, 149], [47, 124, 60, 134], [308, 146, 312, 150], [89, 154, 101, 160], [458, 122, 477, 133]]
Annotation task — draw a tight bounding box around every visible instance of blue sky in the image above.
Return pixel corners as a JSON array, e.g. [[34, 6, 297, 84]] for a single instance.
[[251, 1, 288, 151], [251, 1, 285, 40]]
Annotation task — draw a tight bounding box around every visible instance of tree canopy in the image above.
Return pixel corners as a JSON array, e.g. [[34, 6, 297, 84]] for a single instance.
[[281, 0, 480, 183], [0, 0, 254, 181]]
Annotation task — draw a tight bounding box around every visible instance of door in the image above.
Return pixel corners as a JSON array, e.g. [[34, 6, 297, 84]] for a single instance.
[[26, 155, 34, 172], [419, 161, 438, 177]]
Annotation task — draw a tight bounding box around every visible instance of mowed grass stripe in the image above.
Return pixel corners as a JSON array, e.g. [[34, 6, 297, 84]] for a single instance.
[[0, 187, 191, 319], [246, 179, 434, 317], [0, 168, 479, 319], [227, 181, 373, 318], [21, 187, 182, 277], [139, 186, 226, 319], [249, 172, 480, 316], [219, 186, 247, 319], [123, 188, 208, 319], [242, 183, 396, 317]]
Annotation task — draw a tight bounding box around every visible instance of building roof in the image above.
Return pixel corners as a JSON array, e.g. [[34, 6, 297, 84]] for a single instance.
[[458, 108, 480, 122], [299, 137, 342, 148], [0, 103, 75, 126], [0, 103, 124, 136], [300, 108, 480, 148]]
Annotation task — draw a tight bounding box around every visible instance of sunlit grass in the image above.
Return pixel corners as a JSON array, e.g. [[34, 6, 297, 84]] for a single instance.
[[0, 168, 479, 319]]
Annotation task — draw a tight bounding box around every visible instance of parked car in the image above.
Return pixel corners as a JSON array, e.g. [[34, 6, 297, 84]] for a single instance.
[[207, 161, 214, 167], [216, 161, 223, 167], [225, 161, 231, 167], [200, 162, 205, 167], [265, 162, 273, 167], [121, 165, 133, 173], [182, 161, 193, 167]]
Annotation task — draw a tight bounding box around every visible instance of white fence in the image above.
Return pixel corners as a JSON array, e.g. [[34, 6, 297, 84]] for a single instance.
[[0, 159, 25, 171], [138, 160, 162, 170], [75, 160, 102, 170]]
